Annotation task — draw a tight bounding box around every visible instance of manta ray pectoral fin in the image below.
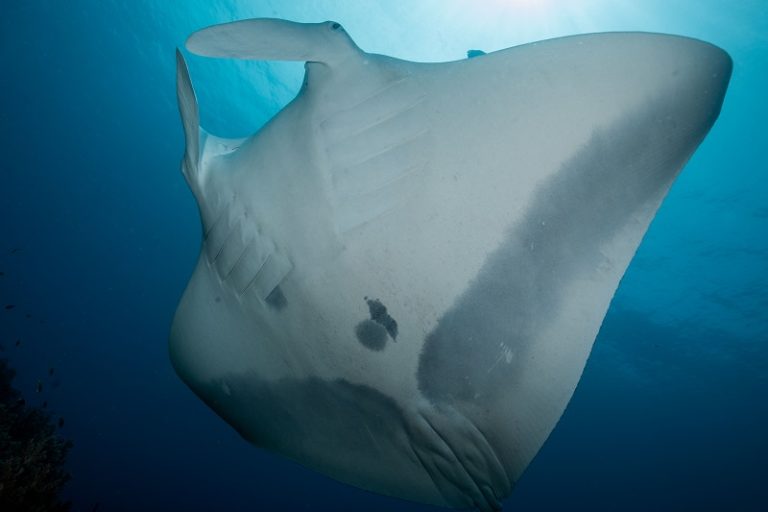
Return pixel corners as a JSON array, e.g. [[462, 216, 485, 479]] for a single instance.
[[186, 18, 360, 66]]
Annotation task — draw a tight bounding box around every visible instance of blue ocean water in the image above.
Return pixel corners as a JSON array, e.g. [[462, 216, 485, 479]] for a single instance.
[[1, 1, 766, 510]]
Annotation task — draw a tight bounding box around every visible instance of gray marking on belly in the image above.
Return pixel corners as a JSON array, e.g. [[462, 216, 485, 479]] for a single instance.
[[417, 97, 689, 405]]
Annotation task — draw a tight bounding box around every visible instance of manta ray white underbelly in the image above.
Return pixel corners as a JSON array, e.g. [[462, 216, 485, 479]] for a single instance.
[[169, 18, 731, 511]]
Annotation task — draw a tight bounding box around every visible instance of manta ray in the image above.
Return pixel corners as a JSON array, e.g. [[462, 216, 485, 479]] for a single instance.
[[170, 18, 731, 511]]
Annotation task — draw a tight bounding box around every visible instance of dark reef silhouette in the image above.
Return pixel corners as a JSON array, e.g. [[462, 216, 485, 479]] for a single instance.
[[0, 358, 72, 512]]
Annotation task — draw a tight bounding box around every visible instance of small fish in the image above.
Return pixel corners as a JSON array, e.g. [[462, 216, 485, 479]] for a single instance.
[[4, 304, 15, 310], [15, 339, 21, 348], [0, 271, 4, 276], [36, 380, 43, 393], [42, 401, 48, 409], [58, 417, 65, 428], [49, 367, 55, 377], [25, 313, 32, 319], [10, 248, 22, 254]]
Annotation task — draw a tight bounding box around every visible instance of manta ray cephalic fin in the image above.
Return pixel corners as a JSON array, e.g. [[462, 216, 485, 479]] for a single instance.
[[186, 18, 361, 66]]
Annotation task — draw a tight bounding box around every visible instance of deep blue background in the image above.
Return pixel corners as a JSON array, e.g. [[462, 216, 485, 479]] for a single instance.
[[1, 1, 766, 511]]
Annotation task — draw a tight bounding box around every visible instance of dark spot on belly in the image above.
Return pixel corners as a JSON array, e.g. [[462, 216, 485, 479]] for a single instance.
[[265, 286, 287, 311], [354, 298, 399, 351], [365, 297, 398, 340], [355, 319, 387, 351]]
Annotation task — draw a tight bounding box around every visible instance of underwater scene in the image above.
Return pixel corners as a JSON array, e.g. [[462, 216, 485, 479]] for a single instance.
[[1, 1, 766, 511]]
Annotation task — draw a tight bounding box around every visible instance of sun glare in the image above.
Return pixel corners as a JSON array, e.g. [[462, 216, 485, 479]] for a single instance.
[[484, 0, 555, 14]]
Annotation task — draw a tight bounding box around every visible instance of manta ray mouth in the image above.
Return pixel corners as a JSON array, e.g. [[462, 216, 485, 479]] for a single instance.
[[197, 372, 510, 511]]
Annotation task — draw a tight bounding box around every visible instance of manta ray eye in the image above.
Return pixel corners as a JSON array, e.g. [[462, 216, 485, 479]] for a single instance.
[[331, 22, 341, 30]]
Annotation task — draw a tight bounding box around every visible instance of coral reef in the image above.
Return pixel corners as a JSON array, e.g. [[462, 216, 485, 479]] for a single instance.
[[0, 358, 72, 512]]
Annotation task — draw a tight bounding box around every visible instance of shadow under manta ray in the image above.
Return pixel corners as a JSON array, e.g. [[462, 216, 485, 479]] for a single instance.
[[169, 18, 731, 511]]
